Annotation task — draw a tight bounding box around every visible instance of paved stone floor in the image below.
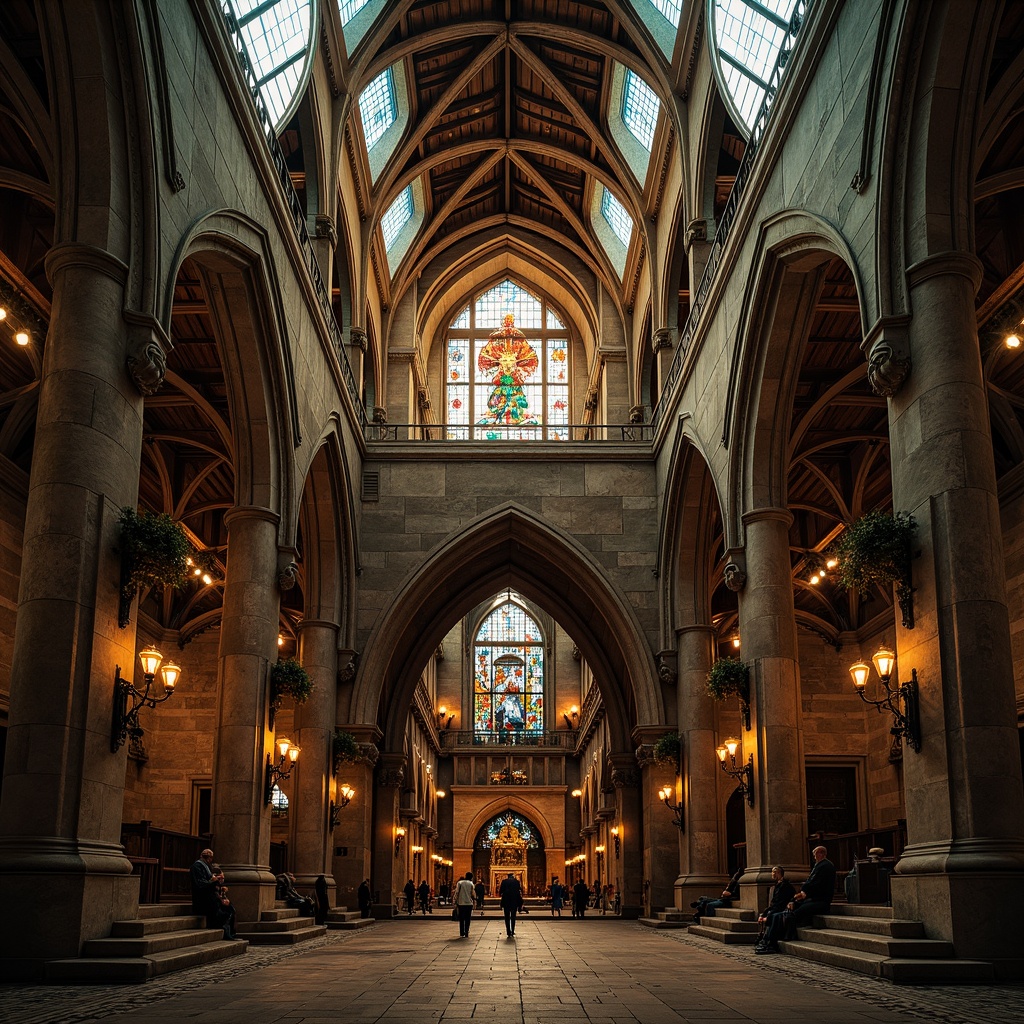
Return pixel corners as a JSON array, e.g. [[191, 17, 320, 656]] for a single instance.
[[3, 919, 1023, 1024]]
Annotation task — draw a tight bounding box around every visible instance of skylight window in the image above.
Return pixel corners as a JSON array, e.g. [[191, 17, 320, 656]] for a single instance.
[[232, 0, 315, 131], [648, 0, 682, 25], [601, 189, 633, 246], [711, 0, 799, 135], [338, 0, 370, 22], [622, 71, 660, 151], [359, 67, 397, 149], [382, 187, 413, 250]]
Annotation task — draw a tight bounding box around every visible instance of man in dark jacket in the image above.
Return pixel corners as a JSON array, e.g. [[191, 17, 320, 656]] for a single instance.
[[403, 878, 416, 915], [756, 846, 835, 954], [753, 866, 796, 953], [418, 879, 431, 914], [357, 879, 372, 918], [499, 872, 523, 937], [572, 878, 590, 917]]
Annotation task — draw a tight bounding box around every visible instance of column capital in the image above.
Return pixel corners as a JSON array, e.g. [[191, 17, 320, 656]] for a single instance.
[[675, 624, 717, 638], [298, 618, 340, 633], [741, 507, 794, 528], [45, 242, 129, 286], [906, 250, 984, 292], [652, 327, 674, 352], [224, 506, 281, 529]]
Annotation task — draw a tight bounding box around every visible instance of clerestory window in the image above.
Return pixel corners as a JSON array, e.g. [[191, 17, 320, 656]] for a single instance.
[[622, 70, 660, 151], [445, 280, 570, 441], [472, 596, 545, 741], [359, 67, 397, 149], [381, 186, 413, 250], [601, 188, 634, 246]]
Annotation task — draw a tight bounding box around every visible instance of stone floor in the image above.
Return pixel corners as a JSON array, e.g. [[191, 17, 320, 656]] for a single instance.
[[4, 918, 1023, 1024]]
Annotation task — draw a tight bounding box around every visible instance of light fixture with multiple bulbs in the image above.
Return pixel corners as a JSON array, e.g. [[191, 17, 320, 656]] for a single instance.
[[111, 645, 182, 753], [848, 645, 921, 752]]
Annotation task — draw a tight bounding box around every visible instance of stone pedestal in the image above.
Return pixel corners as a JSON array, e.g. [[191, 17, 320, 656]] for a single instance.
[[211, 506, 281, 923], [736, 508, 808, 908], [0, 244, 145, 977], [888, 253, 1024, 976]]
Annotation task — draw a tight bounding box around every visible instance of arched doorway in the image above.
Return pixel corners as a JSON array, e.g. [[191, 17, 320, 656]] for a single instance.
[[473, 811, 545, 895]]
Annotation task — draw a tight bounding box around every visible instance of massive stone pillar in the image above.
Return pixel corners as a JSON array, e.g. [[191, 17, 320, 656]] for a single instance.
[[886, 253, 1024, 976], [610, 756, 643, 918], [290, 619, 338, 895], [638, 743, 678, 914], [673, 624, 728, 906], [372, 754, 405, 917], [0, 244, 147, 976], [330, 732, 377, 911], [735, 508, 807, 906], [211, 505, 281, 922]]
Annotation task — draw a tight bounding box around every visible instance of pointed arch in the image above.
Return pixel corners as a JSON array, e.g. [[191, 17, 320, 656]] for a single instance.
[[460, 795, 556, 851]]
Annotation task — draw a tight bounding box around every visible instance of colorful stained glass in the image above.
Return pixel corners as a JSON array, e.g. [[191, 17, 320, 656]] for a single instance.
[[479, 813, 539, 847]]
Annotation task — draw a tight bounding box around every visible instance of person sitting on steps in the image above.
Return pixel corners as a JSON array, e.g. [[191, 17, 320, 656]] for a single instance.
[[753, 866, 796, 953], [756, 846, 836, 955]]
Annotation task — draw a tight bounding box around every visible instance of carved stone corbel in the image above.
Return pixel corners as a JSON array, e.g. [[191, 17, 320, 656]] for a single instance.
[[338, 650, 359, 685], [656, 650, 677, 686], [634, 743, 656, 767], [862, 316, 912, 398], [350, 326, 367, 352], [611, 766, 641, 788], [378, 766, 405, 788], [315, 214, 338, 249], [417, 386, 430, 410], [684, 219, 708, 253], [628, 404, 645, 424], [277, 560, 299, 591], [584, 388, 599, 411], [652, 327, 673, 352], [124, 311, 170, 397], [372, 406, 387, 424], [724, 561, 747, 592]]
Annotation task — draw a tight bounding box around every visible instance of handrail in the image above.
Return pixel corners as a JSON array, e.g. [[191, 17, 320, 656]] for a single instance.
[[651, 0, 811, 430], [219, 2, 367, 430], [365, 422, 653, 442], [440, 729, 578, 751]]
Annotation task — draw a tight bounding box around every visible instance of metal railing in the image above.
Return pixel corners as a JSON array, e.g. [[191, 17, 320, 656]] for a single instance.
[[439, 729, 578, 751], [219, 2, 367, 429], [365, 422, 653, 443], [651, 0, 811, 430]]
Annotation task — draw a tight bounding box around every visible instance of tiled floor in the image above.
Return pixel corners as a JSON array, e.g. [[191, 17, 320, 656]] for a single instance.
[[4, 918, 1023, 1024]]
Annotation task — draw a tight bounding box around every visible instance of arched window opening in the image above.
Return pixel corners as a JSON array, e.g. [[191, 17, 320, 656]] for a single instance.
[[445, 280, 570, 441], [477, 812, 541, 848], [473, 595, 544, 741]]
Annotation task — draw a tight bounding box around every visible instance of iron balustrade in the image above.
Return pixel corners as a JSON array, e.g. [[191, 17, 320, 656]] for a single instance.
[[219, 2, 366, 430], [440, 729, 578, 751], [364, 422, 654, 443], [651, 0, 811, 430]]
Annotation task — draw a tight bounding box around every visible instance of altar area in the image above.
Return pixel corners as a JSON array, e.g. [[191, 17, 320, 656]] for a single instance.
[[488, 814, 527, 895]]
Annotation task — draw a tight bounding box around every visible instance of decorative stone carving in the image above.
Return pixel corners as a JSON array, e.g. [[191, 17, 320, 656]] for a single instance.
[[338, 651, 359, 684], [584, 388, 599, 411], [571, 644, 581, 661], [350, 326, 367, 352], [724, 562, 747, 592], [656, 651, 677, 686], [277, 561, 299, 590], [126, 335, 168, 396], [628, 404, 645, 424], [378, 767, 405, 787], [372, 406, 387, 424], [434, 644, 444, 661], [611, 766, 641, 788], [417, 386, 430, 410], [315, 214, 338, 248], [866, 338, 911, 397], [652, 327, 673, 352], [634, 743, 656, 767], [684, 219, 708, 252]]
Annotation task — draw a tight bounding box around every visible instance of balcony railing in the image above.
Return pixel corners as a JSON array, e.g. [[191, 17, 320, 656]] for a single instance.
[[366, 422, 653, 443], [439, 729, 577, 751]]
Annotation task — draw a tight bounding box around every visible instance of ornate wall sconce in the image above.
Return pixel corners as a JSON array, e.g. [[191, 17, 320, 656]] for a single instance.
[[111, 646, 181, 753], [395, 825, 406, 857], [716, 738, 754, 806], [437, 705, 455, 729], [264, 736, 300, 804], [595, 844, 605, 870], [658, 784, 684, 831], [329, 783, 354, 829], [411, 845, 424, 864], [563, 705, 580, 728], [571, 788, 583, 798], [610, 825, 620, 857], [849, 646, 921, 752]]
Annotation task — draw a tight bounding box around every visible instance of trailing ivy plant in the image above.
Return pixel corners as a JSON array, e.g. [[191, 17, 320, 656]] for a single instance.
[[332, 729, 360, 775], [706, 657, 751, 729], [834, 510, 916, 628], [118, 507, 191, 628], [652, 732, 681, 769], [269, 658, 314, 724]]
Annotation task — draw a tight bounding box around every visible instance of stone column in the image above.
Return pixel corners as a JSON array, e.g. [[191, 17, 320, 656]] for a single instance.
[[330, 733, 377, 911], [349, 327, 367, 416], [886, 253, 1024, 975], [735, 509, 807, 907], [652, 327, 675, 401], [673, 624, 727, 905], [0, 244, 149, 975], [638, 749, 677, 914], [290, 619, 338, 894], [372, 755, 405, 917], [610, 757, 643, 918], [211, 505, 281, 923]]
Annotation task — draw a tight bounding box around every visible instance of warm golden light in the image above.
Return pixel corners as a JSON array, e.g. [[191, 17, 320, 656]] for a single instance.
[[872, 646, 896, 682], [201, 572, 213, 585], [438, 705, 447, 717], [731, 635, 741, 648], [724, 737, 739, 758], [611, 826, 619, 837], [571, 788, 582, 798], [15, 331, 28, 346], [340, 784, 354, 802], [849, 661, 870, 689], [277, 737, 292, 758], [277, 634, 285, 646], [287, 744, 300, 763], [659, 785, 672, 802], [1007, 333, 1022, 349], [826, 558, 837, 569], [570, 704, 579, 716], [0, 308, 6, 320], [160, 662, 181, 692], [810, 573, 820, 585], [396, 826, 406, 838], [595, 845, 605, 854], [138, 646, 163, 677], [435, 789, 446, 798]]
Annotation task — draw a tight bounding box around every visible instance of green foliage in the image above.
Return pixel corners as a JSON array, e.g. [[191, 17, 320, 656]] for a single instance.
[[119, 507, 191, 591], [706, 657, 750, 703], [652, 732, 681, 767], [834, 510, 915, 609], [270, 658, 314, 711], [332, 729, 360, 774]]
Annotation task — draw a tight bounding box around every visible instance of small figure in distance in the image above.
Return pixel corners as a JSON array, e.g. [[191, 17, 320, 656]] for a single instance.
[[475, 878, 486, 913], [499, 872, 523, 937], [357, 878, 372, 919], [418, 878, 431, 914], [404, 878, 416, 915]]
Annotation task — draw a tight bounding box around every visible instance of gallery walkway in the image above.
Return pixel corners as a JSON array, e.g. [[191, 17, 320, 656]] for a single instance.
[[5, 918, 1022, 1024]]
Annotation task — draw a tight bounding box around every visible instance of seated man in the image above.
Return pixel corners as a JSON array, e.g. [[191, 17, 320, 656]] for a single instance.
[[191, 848, 238, 940], [276, 872, 315, 916], [753, 866, 796, 953], [691, 867, 742, 924], [756, 846, 836, 954]]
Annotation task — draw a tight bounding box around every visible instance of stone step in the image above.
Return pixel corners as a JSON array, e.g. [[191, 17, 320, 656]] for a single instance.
[[637, 916, 687, 929], [814, 913, 924, 937], [710, 907, 757, 921], [235, 924, 327, 945], [261, 907, 304, 922], [83, 927, 226, 957], [112, 914, 207, 937], [829, 904, 895, 919], [689, 923, 758, 944], [327, 916, 376, 930], [778, 940, 993, 984], [45, 938, 247, 983], [240, 916, 318, 933], [795, 926, 953, 958], [694, 915, 760, 934], [137, 903, 195, 920]]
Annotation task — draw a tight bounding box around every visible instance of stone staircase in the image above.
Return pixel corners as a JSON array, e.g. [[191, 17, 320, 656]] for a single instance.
[[326, 906, 375, 930], [45, 904, 248, 983], [638, 906, 691, 929], [688, 906, 760, 943], [236, 905, 327, 944]]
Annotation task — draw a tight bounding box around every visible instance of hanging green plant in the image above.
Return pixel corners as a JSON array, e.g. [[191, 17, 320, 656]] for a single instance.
[[118, 507, 191, 628], [652, 732, 681, 768], [707, 657, 751, 729], [270, 658, 314, 716], [332, 729, 360, 775], [833, 510, 916, 628]]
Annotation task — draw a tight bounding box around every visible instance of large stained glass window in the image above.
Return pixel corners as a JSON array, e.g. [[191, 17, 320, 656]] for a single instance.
[[446, 279, 570, 441], [473, 597, 544, 740], [478, 813, 540, 848]]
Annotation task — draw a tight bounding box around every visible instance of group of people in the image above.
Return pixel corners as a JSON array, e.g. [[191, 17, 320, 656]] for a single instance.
[[689, 846, 836, 956], [403, 878, 435, 915], [546, 878, 613, 917]]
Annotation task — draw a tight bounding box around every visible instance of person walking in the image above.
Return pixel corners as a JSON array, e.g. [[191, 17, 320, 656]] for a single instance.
[[474, 878, 486, 912], [499, 872, 523, 937], [403, 878, 416, 915], [454, 871, 476, 938], [357, 879, 372, 919], [418, 879, 431, 914], [550, 878, 564, 916]]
